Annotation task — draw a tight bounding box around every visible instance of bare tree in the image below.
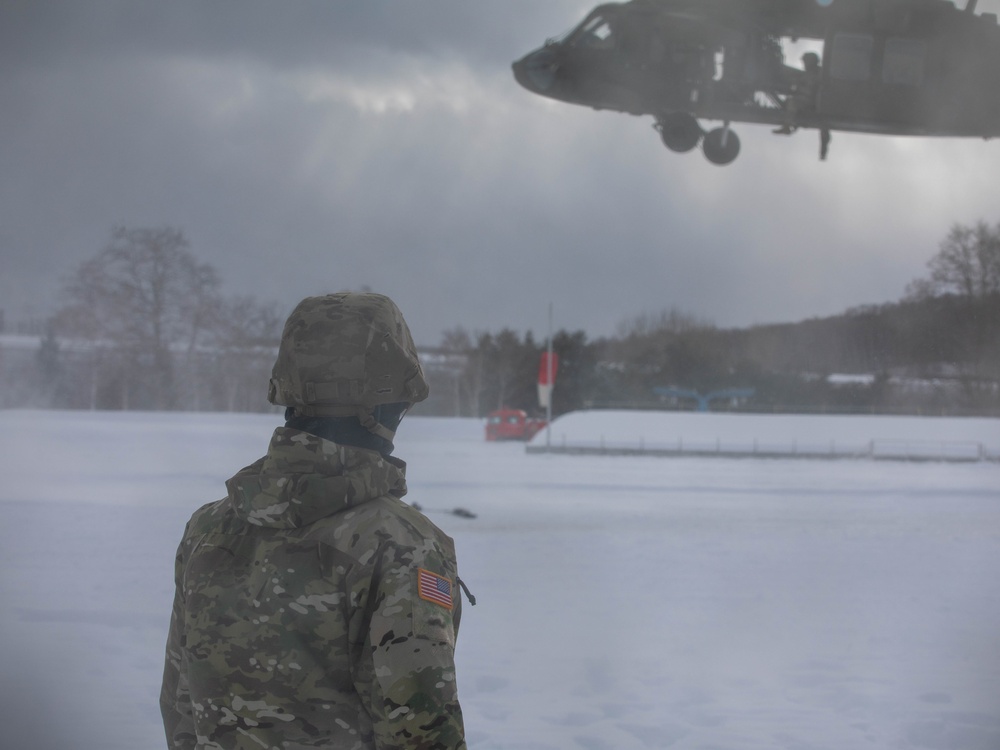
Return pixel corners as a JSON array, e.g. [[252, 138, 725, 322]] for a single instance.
[[903, 221, 1000, 406], [437, 326, 477, 417], [207, 295, 283, 411], [615, 307, 713, 339], [57, 226, 221, 409], [907, 221, 1000, 300]]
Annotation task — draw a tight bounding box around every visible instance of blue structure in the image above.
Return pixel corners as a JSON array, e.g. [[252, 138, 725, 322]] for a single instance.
[[653, 386, 755, 412]]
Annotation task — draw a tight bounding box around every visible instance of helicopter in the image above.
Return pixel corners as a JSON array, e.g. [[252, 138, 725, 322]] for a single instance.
[[512, 0, 1000, 164]]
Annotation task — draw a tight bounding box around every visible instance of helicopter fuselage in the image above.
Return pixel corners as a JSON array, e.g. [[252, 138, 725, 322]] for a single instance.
[[512, 0, 1000, 162]]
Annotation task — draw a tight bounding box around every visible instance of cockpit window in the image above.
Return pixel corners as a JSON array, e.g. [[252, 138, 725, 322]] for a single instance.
[[883, 38, 926, 86], [570, 15, 616, 50], [830, 33, 873, 81]]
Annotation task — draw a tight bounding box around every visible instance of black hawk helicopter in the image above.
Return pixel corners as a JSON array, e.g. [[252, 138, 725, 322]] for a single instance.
[[512, 0, 1000, 164]]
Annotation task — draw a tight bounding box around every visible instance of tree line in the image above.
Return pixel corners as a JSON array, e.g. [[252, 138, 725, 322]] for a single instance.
[[6, 221, 999, 416], [434, 220, 1000, 417]]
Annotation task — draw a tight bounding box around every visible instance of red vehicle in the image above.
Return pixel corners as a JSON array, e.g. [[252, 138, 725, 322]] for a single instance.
[[485, 408, 547, 441]]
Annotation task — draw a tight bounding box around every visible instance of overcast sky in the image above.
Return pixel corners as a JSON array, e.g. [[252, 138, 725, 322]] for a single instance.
[[3, 0, 999, 345]]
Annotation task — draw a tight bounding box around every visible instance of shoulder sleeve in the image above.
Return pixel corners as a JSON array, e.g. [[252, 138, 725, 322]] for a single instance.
[[351, 524, 467, 750]]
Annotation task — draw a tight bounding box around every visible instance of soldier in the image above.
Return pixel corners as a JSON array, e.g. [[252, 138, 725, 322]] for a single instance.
[[160, 292, 468, 750], [774, 51, 822, 135]]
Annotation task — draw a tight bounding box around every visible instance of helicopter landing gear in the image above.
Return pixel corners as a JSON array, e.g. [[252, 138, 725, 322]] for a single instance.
[[702, 124, 740, 165], [655, 112, 703, 153]]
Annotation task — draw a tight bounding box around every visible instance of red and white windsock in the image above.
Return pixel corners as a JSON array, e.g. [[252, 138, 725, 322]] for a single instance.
[[538, 351, 559, 409]]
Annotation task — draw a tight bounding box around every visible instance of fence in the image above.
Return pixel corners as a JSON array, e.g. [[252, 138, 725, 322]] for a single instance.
[[585, 401, 1000, 419], [526, 436, 999, 463]]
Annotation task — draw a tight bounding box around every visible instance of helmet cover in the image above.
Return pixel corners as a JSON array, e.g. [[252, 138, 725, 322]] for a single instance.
[[268, 293, 429, 417]]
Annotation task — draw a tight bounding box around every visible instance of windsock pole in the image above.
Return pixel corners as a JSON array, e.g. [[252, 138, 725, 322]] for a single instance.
[[546, 302, 553, 450]]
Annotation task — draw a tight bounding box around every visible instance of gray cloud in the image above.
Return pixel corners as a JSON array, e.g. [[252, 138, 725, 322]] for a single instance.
[[0, 0, 587, 72], [2, 0, 999, 343]]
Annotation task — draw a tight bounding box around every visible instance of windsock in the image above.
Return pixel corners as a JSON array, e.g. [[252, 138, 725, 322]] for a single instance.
[[538, 351, 559, 409]]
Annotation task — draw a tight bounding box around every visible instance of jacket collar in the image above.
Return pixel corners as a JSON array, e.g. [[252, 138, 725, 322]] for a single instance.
[[226, 427, 407, 529]]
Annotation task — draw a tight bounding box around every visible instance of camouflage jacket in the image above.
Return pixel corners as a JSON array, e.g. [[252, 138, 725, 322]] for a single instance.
[[160, 427, 466, 750]]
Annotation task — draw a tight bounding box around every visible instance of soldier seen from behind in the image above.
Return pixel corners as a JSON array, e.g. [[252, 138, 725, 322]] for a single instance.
[[160, 292, 469, 749]]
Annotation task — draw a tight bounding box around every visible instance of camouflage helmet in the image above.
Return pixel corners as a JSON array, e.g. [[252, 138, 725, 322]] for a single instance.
[[268, 293, 429, 428]]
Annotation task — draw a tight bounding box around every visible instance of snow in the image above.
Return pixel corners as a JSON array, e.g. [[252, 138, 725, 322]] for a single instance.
[[1, 409, 999, 750]]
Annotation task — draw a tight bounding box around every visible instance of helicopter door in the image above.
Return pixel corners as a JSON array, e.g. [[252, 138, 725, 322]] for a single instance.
[[879, 37, 928, 128], [820, 32, 929, 132]]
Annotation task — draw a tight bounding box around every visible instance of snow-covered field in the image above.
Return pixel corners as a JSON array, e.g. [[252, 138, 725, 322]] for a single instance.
[[1, 409, 999, 750]]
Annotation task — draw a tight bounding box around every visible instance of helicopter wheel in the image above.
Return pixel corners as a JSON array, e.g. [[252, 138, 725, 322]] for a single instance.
[[702, 126, 741, 165], [655, 113, 703, 153]]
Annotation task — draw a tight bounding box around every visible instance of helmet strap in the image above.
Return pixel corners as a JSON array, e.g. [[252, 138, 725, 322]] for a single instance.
[[358, 408, 397, 442]]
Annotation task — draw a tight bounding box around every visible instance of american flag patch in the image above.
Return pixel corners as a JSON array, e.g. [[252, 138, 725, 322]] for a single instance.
[[417, 568, 453, 610]]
